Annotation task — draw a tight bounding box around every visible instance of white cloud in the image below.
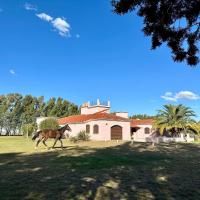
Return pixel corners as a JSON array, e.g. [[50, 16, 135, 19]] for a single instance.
[[35, 12, 70, 37], [9, 69, 16, 75], [76, 34, 80, 38], [52, 18, 70, 37], [36, 13, 53, 22], [176, 91, 200, 100], [161, 91, 200, 101], [24, 3, 37, 11]]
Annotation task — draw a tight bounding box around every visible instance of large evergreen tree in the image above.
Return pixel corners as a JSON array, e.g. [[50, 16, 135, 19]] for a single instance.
[[112, 0, 200, 66]]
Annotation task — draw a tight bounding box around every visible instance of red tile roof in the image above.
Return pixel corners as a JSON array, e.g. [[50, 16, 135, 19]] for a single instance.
[[131, 119, 154, 127], [58, 113, 130, 125]]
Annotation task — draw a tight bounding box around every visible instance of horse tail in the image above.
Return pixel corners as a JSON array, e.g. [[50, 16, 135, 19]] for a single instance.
[[32, 131, 41, 141]]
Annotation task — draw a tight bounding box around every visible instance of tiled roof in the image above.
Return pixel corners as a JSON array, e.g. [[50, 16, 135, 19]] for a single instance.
[[58, 113, 130, 125], [131, 119, 154, 127]]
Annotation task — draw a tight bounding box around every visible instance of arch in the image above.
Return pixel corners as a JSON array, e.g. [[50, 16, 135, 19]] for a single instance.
[[111, 125, 122, 140], [145, 127, 150, 134], [93, 124, 99, 134], [86, 124, 90, 133]]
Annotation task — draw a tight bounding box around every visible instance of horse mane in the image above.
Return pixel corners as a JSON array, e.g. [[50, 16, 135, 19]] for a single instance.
[[58, 124, 68, 131], [58, 126, 64, 131], [58, 127, 63, 131]]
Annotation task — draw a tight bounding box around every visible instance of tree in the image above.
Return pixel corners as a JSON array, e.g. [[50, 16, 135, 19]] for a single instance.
[[68, 103, 79, 116], [9, 94, 23, 134], [186, 121, 200, 138], [0, 93, 23, 135], [21, 123, 36, 138], [43, 98, 56, 117], [130, 114, 155, 119], [50, 97, 64, 117], [112, 0, 200, 66], [20, 95, 36, 125], [39, 118, 59, 131], [154, 104, 196, 136], [0, 95, 7, 134], [35, 96, 45, 117], [0, 94, 79, 135]]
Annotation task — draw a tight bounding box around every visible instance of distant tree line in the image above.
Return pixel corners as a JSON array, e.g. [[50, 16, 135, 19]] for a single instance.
[[130, 114, 155, 119], [0, 93, 79, 136]]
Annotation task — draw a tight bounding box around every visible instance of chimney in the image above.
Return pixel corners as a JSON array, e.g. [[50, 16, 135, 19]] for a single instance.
[[97, 99, 100, 106]]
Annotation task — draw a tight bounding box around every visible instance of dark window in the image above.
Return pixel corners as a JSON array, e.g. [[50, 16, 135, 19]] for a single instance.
[[86, 124, 90, 133], [93, 125, 99, 134], [145, 127, 150, 134]]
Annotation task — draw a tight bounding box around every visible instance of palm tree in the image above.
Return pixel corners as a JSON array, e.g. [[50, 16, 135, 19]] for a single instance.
[[154, 104, 196, 136], [186, 122, 200, 136]]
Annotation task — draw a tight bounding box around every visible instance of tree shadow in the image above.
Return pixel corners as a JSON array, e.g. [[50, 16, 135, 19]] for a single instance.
[[0, 142, 200, 200]]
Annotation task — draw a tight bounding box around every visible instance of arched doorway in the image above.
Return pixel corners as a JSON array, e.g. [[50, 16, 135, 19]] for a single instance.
[[111, 125, 122, 140]]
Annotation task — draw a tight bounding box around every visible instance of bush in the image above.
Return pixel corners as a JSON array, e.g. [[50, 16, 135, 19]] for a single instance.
[[70, 130, 90, 143], [39, 118, 59, 131], [69, 136, 79, 143], [77, 130, 90, 141]]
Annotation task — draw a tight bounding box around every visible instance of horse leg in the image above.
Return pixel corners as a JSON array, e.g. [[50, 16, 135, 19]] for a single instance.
[[35, 139, 42, 149], [42, 138, 50, 150], [52, 138, 58, 149], [59, 139, 63, 149]]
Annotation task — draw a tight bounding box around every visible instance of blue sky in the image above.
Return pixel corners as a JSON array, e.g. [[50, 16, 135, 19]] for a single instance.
[[0, 1, 200, 117]]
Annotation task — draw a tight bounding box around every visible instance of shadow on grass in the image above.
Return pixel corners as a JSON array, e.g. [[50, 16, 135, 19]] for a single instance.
[[0, 142, 200, 200]]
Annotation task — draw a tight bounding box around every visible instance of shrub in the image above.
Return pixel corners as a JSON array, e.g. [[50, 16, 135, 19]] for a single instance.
[[70, 130, 90, 143], [77, 130, 90, 141], [69, 136, 79, 143], [39, 118, 59, 131]]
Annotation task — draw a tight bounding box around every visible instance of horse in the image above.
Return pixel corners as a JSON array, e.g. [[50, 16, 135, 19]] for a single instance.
[[32, 124, 71, 149]]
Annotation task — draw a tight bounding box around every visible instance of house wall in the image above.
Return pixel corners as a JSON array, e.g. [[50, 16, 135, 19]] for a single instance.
[[133, 125, 153, 142], [115, 112, 128, 118], [81, 99, 110, 115], [66, 120, 131, 141], [81, 106, 110, 115], [133, 125, 195, 143]]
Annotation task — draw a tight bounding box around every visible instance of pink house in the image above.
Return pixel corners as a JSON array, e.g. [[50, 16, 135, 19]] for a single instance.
[[130, 118, 194, 142], [130, 119, 154, 142], [58, 100, 131, 141], [37, 100, 194, 142], [57, 100, 194, 142]]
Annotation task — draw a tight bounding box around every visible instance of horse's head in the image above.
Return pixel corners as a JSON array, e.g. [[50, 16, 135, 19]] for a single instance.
[[61, 124, 72, 132]]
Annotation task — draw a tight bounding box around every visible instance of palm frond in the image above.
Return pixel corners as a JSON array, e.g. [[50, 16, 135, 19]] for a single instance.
[[154, 104, 197, 136]]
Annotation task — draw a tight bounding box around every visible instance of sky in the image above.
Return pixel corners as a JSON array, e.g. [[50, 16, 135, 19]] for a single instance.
[[0, 0, 200, 118]]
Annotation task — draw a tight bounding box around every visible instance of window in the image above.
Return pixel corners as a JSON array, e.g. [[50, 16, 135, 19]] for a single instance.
[[145, 127, 150, 134], [93, 125, 99, 134], [86, 124, 90, 133]]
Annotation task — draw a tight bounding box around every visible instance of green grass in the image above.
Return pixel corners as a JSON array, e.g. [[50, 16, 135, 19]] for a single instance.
[[0, 137, 200, 200]]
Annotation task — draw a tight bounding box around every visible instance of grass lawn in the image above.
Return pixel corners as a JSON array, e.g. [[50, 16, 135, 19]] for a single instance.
[[0, 137, 200, 200]]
